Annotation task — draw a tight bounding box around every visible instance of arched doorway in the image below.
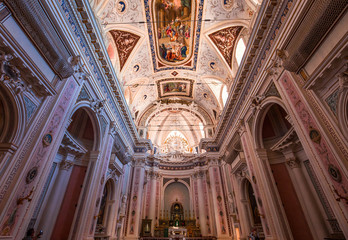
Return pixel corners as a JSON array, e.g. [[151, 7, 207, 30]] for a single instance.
[[36, 107, 100, 240], [0, 83, 21, 172], [258, 103, 328, 240]]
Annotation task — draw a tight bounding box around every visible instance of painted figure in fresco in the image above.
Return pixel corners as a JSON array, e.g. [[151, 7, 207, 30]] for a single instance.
[[117, 1, 126, 13]]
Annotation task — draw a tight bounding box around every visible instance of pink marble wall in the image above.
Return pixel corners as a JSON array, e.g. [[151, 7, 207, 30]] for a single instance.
[[202, 178, 211, 234], [241, 135, 270, 235], [212, 167, 227, 235], [193, 178, 199, 220], [279, 72, 348, 213], [0, 79, 78, 236], [129, 167, 141, 235], [51, 165, 87, 240]]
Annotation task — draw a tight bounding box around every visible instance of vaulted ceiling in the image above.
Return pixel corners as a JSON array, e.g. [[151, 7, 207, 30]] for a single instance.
[[91, 0, 261, 152]]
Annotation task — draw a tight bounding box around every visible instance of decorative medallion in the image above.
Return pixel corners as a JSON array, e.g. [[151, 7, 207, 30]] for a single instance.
[[116, 0, 127, 14], [133, 64, 140, 72], [209, 61, 217, 70], [157, 78, 194, 98], [222, 0, 234, 10], [328, 164, 342, 183], [109, 30, 140, 71], [309, 127, 321, 144], [133, 195, 137, 201], [217, 195, 222, 202], [209, 26, 243, 67], [26, 167, 38, 184], [171, 71, 179, 76], [42, 133, 53, 146]]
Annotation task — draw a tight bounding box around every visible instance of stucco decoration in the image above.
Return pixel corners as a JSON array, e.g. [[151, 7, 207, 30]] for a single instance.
[[209, 26, 242, 67], [204, 0, 252, 28], [109, 30, 141, 71], [99, 0, 145, 26], [198, 41, 227, 79], [124, 41, 152, 79]]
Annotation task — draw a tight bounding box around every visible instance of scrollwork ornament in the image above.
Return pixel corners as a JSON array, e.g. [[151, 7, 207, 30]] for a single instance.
[[68, 55, 90, 83], [0, 51, 31, 94], [59, 160, 74, 171], [90, 99, 106, 115], [286, 158, 300, 169]]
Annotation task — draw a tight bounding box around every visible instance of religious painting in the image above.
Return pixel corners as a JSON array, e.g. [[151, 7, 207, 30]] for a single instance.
[[153, 0, 196, 65], [157, 78, 194, 98], [163, 82, 187, 94]]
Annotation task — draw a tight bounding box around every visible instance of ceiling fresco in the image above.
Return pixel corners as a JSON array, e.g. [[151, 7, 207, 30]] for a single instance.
[[93, 0, 260, 151], [157, 78, 194, 98], [144, 0, 204, 71], [153, 0, 195, 65], [209, 26, 243, 67], [109, 30, 141, 71]]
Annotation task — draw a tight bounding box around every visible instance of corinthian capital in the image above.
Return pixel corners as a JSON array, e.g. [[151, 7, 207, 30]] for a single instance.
[[286, 158, 301, 169]]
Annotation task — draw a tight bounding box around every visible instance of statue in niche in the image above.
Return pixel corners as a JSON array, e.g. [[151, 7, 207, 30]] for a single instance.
[[227, 193, 236, 214], [119, 194, 127, 216]]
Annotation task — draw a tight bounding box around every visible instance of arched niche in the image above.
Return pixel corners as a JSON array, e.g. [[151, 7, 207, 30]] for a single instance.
[[252, 98, 291, 149], [67, 106, 102, 151], [163, 181, 191, 215], [0, 83, 22, 145], [252, 100, 329, 240]]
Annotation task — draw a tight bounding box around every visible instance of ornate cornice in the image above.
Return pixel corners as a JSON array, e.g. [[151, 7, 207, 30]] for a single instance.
[[270, 127, 299, 152], [2, 0, 74, 79], [60, 131, 88, 157], [58, 0, 152, 151]]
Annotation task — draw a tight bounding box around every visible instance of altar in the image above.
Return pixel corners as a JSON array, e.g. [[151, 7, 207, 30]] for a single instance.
[[169, 226, 187, 237]]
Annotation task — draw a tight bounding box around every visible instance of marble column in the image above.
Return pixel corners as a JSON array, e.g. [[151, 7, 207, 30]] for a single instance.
[[196, 171, 208, 235], [207, 160, 229, 239], [69, 151, 100, 240], [148, 171, 158, 235], [285, 156, 329, 239], [84, 128, 117, 239], [38, 153, 74, 240], [126, 159, 146, 239]]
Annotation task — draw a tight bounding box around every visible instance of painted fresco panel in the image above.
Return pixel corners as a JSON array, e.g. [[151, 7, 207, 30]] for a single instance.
[[153, 0, 195, 65], [157, 78, 193, 98]]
